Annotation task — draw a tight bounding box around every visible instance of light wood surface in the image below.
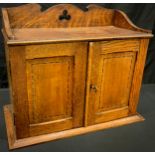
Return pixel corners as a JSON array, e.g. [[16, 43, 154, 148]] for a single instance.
[[114, 9, 151, 33], [7, 4, 42, 28], [6, 4, 115, 28], [2, 4, 153, 45], [129, 39, 150, 114], [5, 26, 152, 45], [2, 3, 152, 149], [4, 104, 144, 150], [1, 8, 14, 39], [4, 3, 151, 34], [85, 40, 138, 125], [9, 46, 30, 138], [9, 42, 87, 138]]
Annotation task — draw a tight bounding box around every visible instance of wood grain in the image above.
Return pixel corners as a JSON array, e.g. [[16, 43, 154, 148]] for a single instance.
[[27, 57, 73, 124], [5, 26, 152, 45], [3, 36, 14, 113], [3, 105, 16, 149], [86, 40, 139, 125], [7, 4, 41, 28], [17, 42, 87, 137], [129, 39, 150, 114], [99, 39, 140, 54], [1, 8, 14, 39], [9, 46, 30, 139], [2, 3, 152, 149], [114, 10, 151, 33], [4, 104, 144, 150], [4, 3, 151, 35], [7, 4, 114, 28], [2, 4, 152, 45]]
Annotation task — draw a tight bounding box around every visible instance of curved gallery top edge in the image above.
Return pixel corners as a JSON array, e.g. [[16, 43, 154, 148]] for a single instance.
[[3, 4, 151, 31], [2, 4, 153, 41]]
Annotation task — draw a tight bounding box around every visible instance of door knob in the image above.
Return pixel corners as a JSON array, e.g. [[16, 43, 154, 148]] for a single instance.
[[90, 84, 98, 92]]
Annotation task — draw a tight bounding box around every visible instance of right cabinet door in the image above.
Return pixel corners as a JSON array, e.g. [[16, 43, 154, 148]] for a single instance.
[[86, 39, 141, 126]]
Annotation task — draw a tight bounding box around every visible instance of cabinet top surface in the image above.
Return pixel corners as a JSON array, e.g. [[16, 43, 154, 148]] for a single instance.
[[5, 26, 152, 45], [2, 4, 153, 45]]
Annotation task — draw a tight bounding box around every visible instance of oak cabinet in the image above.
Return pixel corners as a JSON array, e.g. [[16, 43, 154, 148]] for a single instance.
[[2, 4, 153, 149]]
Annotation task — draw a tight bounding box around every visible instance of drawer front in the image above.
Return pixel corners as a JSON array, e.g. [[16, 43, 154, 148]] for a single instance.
[[85, 39, 140, 125], [9, 42, 88, 138]]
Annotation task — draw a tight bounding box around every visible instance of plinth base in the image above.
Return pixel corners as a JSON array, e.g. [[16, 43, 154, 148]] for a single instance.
[[4, 104, 145, 149]]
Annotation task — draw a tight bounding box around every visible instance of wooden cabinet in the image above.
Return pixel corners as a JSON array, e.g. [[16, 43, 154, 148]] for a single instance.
[[2, 4, 153, 149]]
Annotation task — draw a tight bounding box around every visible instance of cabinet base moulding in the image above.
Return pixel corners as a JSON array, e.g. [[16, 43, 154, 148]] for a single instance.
[[4, 104, 145, 150]]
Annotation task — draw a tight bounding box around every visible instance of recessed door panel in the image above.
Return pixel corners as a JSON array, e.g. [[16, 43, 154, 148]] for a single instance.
[[27, 57, 73, 124], [97, 52, 136, 112], [86, 40, 139, 125], [25, 42, 87, 137]]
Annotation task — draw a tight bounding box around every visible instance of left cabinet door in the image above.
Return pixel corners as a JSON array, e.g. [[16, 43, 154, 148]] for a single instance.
[[9, 42, 88, 138]]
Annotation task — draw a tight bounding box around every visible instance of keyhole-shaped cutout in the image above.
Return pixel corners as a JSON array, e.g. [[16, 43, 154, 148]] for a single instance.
[[59, 10, 71, 20]]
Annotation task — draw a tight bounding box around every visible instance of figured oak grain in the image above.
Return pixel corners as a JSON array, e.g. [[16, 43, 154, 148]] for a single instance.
[[2, 3, 152, 149], [7, 4, 114, 28], [27, 57, 73, 124], [26, 42, 88, 137], [6, 26, 152, 45], [4, 104, 145, 149], [86, 40, 138, 125], [2, 4, 152, 45], [129, 39, 150, 114], [9, 46, 30, 139]]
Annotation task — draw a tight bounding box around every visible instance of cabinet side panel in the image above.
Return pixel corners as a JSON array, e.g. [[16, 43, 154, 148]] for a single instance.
[[129, 39, 150, 113], [9, 46, 30, 138], [4, 42, 13, 107]]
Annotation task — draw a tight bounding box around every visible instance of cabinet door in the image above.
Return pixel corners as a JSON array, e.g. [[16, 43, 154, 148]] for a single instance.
[[10, 42, 87, 138], [85, 40, 139, 126]]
